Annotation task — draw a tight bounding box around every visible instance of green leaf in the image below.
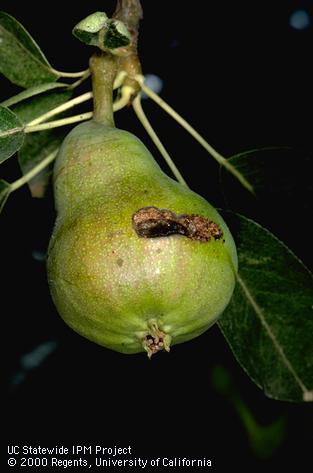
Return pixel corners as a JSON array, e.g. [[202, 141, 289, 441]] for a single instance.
[[0, 11, 59, 87], [103, 20, 131, 50], [72, 11, 109, 46], [220, 147, 313, 267], [72, 12, 130, 51], [0, 106, 24, 163], [1, 82, 69, 108], [221, 147, 313, 209], [218, 212, 313, 402], [0, 178, 11, 213], [9, 88, 72, 197]]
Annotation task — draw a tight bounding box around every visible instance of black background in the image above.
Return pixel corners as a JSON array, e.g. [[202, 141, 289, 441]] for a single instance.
[[2, 0, 313, 470]]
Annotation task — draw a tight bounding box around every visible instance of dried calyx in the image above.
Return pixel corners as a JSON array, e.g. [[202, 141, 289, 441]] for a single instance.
[[140, 319, 171, 358]]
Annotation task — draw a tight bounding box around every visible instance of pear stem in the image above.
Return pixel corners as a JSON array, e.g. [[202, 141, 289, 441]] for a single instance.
[[90, 52, 118, 127]]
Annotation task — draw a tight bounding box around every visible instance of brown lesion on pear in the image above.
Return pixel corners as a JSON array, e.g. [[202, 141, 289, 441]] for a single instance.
[[132, 206, 223, 242]]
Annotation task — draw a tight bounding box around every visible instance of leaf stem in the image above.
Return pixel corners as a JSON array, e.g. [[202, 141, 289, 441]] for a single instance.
[[135, 75, 254, 194], [27, 92, 93, 126], [113, 85, 134, 111], [10, 148, 59, 192], [0, 126, 23, 138], [69, 70, 91, 89], [22, 91, 134, 134], [1, 83, 70, 108], [51, 68, 90, 78], [132, 94, 188, 187], [113, 70, 128, 90], [25, 113, 93, 132]]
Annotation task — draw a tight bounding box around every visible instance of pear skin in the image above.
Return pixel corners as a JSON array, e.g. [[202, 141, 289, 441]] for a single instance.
[[47, 120, 237, 356]]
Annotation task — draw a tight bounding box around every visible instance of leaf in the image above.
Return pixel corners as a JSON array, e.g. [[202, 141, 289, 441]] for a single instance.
[[1, 82, 69, 108], [221, 147, 313, 211], [220, 147, 313, 268], [72, 13, 130, 51], [0, 178, 11, 213], [72, 11, 109, 46], [103, 20, 131, 50], [10, 89, 72, 197], [218, 212, 313, 402], [0, 11, 59, 87], [0, 106, 24, 163]]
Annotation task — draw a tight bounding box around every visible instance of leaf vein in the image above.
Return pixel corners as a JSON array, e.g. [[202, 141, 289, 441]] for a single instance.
[[237, 273, 311, 400]]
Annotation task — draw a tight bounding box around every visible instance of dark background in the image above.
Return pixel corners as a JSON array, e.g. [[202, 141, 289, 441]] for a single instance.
[[2, 0, 313, 470]]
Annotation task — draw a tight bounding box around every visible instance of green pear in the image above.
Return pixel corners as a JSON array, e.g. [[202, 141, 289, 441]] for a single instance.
[[47, 120, 237, 356]]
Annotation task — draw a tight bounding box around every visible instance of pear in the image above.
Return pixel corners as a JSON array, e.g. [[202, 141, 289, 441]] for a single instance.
[[47, 120, 237, 356]]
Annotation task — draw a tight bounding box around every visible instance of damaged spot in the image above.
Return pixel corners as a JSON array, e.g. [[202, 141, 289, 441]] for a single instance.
[[132, 206, 223, 242]]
